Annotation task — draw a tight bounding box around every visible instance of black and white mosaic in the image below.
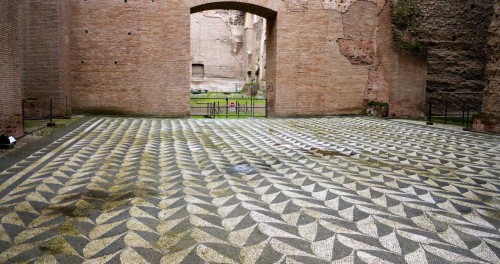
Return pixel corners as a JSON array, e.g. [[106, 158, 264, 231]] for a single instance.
[[0, 117, 499, 263]]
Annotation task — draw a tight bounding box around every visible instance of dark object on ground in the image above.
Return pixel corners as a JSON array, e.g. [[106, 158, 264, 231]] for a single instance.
[[0, 134, 16, 149]]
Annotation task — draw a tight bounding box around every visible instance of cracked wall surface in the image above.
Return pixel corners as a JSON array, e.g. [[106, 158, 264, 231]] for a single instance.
[[1, 0, 428, 121], [321, 0, 378, 13], [66, 0, 427, 117], [272, 0, 425, 117]]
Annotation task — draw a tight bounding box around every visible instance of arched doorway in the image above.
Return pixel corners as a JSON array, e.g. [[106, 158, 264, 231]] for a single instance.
[[68, 1, 427, 118], [189, 1, 278, 117]]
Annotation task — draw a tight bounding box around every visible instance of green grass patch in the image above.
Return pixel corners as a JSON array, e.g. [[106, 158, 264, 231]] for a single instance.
[[430, 116, 469, 126], [24, 116, 83, 135], [190, 98, 266, 107]]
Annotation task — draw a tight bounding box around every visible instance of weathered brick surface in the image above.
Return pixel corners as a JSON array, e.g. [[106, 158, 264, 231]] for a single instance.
[[191, 10, 248, 92], [0, 0, 23, 138], [481, 1, 500, 116], [70, 0, 190, 116], [473, 1, 500, 133], [419, 0, 494, 103], [68, 0, 427, 117], [1, 0, 430, 125], [18, 0, 71, 118]]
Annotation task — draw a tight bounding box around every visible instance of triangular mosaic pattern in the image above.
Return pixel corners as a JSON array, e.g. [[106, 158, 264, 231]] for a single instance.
[[0, 117, 499, 263]]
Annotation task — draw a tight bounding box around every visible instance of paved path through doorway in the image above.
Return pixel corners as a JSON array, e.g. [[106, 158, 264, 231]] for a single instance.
[[0, 117, 499, 263]]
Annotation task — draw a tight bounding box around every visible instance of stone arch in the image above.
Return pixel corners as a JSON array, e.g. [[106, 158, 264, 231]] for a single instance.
[[188, 0, 279, 116], [189, 0, 278, 18]]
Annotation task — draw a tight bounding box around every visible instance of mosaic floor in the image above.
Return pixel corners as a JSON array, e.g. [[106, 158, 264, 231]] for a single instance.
[[0, 117, 499, 263]]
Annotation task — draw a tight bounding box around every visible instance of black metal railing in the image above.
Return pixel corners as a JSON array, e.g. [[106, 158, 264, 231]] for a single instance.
[[21, 96, 72, 135], [190, 96, 267, 118], [425, 92, 482, 131]]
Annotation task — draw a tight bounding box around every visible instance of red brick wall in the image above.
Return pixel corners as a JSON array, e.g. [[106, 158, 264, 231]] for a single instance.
[[19, 0, 71, 118], [68, 0, 426, 118], [378, 2, 427, 118], [190, 11, 249, 92], [0, 0, 23, 138], [70, 0, 190, 116], [271, 0, 426, 117]]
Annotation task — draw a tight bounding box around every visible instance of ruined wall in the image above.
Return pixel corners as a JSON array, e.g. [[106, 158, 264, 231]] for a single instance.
[[381, 1, 427, 117], [70, 0, 190, 116], [473, 1, 500, 133], [245, 14, 267, 86], [19, 0, 71, 118], [418, 0, 493, 97], [68, 0, 426, 117], [274, 1, 368, 116], [191, 10, 248, 92], [482, 2, 500, 115], [272, 0, 426, 117], [0, 0, 23, 137]]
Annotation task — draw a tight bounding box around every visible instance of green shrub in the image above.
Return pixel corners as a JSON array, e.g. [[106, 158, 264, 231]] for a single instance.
[[392, 0, 425, 53], [367, 100, 389, 108]]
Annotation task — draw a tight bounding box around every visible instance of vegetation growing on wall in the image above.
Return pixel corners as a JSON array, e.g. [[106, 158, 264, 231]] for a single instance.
[[366, 100, 389, 117], [367, 100, 389, 108], [392, 0, 425, 53]]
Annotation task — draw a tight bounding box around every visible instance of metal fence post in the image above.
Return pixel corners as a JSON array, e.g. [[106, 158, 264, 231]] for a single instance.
[[444, 100, 448, 124], [426, 98, 433, 125], [22, 100, 25, 135], [461, 100, 466, 126], [265, 99, 267, 118], [213, 102, 216, 118], [226, 97, 228, 119], [463, 104, 470, 131], [64, 95, 70, 119], [47, 99, 56, 127]]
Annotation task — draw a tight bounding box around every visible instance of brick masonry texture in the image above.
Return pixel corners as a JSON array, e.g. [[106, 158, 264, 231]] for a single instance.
[[419, 0, 494, 97], [473, 1, 500, 133], [68, 0, 426, 118], [18, 0, 71, 118], [70, 0, 190, 117], [1, 0, 498, 133], [190, 10, 249, 92], [0, 0, 22, 138]]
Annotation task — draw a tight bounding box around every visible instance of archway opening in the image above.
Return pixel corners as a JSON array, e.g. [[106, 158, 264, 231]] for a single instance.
[[189, 2, 277, 118]]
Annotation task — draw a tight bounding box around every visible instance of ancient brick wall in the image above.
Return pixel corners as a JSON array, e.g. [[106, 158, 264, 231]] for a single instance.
[[0, 0, 23, 138], [191, 10, 248, 92], [473, 1, 500, 133], [271, 0, 426, 117], [70, 0, 190, 116], [68, 0, 426, 117], [2, 0, 497, 134], [245, 14, 267, 86], [419, 0, 494, 98], [274, 1, 366, 116], [18, 0, 71, 118], [378, 1, 427, 118], [482, 2, 500, 116]]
